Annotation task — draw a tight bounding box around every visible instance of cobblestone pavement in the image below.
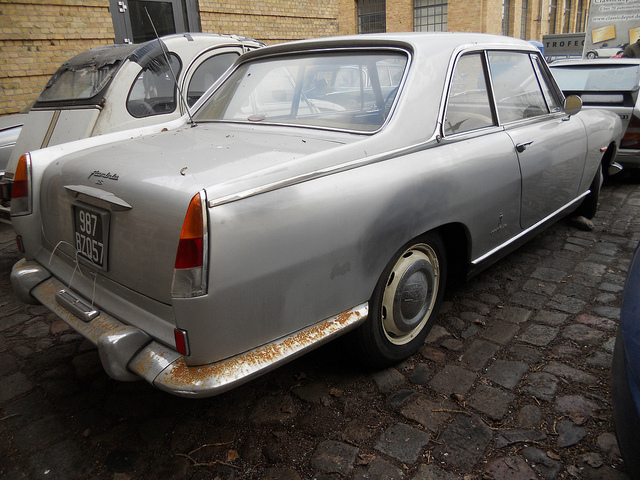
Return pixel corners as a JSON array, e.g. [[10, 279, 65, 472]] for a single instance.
[[1, 175, 639, 480]]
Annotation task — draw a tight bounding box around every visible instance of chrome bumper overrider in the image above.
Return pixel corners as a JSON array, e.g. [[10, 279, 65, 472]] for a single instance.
[[11, 258, 368, 398]]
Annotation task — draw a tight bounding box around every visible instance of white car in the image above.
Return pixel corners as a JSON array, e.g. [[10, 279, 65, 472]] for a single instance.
[[0, 33, 263, 223], [550, 58, 640, 171]]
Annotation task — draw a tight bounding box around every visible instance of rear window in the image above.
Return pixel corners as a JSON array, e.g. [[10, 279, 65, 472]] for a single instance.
[[38, 61, 122, 103], [550, 65, 640, 92], [194, 51, 408, 132]]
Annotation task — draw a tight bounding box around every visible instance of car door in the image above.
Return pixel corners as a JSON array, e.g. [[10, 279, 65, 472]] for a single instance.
[[440, 52, 524, 260], [488, 51, 586, 230]]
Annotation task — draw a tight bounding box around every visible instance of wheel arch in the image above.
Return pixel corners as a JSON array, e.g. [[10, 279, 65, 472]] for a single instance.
[[430, 222, 472, 285], [602, 140, 619, 176]]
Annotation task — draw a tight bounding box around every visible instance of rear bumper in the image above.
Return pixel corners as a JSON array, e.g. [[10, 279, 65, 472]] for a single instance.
[[11, 258, 368, 398]]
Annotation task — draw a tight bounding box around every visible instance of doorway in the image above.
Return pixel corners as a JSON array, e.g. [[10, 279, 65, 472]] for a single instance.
[[110, 0, 200, 44]]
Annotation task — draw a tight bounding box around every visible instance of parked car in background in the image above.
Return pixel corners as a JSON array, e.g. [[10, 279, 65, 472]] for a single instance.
[[550, 58, 640, 172], [10, 33, 621, 397], [585, 43, 627, 59], [0, 112, 27, 184], [545, 54, 581, 64], [0, 33, 263, 223], [613, 242, 640, 480]]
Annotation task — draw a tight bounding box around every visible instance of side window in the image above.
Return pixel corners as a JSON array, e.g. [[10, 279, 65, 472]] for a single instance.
[[487, 51, 549, 123], [531, 54, 563, 113], [187, 52, 239, 107], [127, 53, 181, 118], [443, 53, 495, 136]]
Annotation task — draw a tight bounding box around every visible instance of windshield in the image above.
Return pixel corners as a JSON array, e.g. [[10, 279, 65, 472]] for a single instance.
[[194, 51, 408, 132], [550, 64, 640, 92]]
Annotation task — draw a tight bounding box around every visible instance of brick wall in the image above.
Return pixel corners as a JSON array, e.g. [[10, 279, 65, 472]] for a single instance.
[[198, 0, 339, 44], [338, 0, 357, 35], [387, 0, 413, 32], [0, 0, 114, 115], [449, 1, 487, 32]]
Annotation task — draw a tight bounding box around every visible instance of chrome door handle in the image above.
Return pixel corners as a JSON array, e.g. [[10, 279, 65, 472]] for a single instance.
[[516, 141, 533, 153]]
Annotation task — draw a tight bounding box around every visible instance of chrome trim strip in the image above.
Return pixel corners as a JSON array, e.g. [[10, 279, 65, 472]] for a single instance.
[[207, 138, 439, 208], [471, 191, 589, 266], [64, 185, 132, 210], [41, 110, 61, 149]]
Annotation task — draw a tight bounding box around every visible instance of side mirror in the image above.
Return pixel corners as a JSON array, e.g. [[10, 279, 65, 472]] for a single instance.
[[564, 95, 582, 116]]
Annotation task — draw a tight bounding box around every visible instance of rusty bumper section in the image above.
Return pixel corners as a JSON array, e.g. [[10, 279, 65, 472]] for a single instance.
[[11, 258, 369, 398]]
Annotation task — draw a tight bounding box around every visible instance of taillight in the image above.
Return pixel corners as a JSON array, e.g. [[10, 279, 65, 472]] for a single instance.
[[621, 115, 640, 150], [11, 153, 32, 216], [171, 191, 208, 298]]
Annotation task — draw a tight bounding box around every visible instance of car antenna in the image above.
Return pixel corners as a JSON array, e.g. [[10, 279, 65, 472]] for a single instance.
[[144, 8, 197, 127]]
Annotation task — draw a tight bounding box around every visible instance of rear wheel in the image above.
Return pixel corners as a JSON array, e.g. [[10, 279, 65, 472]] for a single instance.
[[355, 233, 447, 367]]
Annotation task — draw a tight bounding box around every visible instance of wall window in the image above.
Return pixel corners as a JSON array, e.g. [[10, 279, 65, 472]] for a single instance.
[[576, 0, 586, 32], [414, 0, 447, 32], [502, 0, 511, 36], [358, 0, 386, 34], [549, 0, 557, 34], [563, 0, 572, 32], [521, 0, 528, 39]]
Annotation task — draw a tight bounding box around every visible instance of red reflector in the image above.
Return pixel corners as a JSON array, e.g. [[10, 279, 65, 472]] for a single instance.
[[174, 328, 189, 356], [622, 115, 640, 150], [16, 235, 24, 253], [174, 237, 203, 269]]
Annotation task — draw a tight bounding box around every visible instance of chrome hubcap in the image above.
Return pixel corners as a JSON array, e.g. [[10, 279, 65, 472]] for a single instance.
[[381, 244, 439, 345]]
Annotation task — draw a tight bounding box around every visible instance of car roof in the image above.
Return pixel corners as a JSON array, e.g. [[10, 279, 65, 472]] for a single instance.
[[159, 32, 265, 50], [241, 32, 537, 60], [56, 33, 263, 72]]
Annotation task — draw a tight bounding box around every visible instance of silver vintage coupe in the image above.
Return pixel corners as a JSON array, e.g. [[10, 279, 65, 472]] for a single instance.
[[11, 33, 622, 397]]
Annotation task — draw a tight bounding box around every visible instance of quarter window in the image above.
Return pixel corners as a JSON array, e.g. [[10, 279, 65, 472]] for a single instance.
[[127, 53, 181, 118], [186, 52, 239, 107], [531, 54, 563, 112], [488, 51, 549, 123], [443, 54, 495, 135]]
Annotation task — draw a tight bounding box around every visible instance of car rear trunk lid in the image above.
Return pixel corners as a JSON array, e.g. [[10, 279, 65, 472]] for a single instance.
[[38, 123, 351, 305]]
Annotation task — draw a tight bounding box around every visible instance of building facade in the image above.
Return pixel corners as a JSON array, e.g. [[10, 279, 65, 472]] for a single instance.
[[1, 0, 587, 116], [339, 0, 589, 40]]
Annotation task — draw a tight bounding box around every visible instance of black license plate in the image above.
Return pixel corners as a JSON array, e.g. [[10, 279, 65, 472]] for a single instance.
[[73, 204, 110, 270]]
